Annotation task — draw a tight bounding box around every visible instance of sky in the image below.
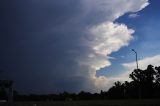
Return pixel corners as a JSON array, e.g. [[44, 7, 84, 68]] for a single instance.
[[1, 0, 160, 94]]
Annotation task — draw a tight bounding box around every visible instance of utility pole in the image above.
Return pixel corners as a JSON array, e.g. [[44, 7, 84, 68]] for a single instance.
[[131, 49, 138, 70], [131, 49, 141, 99]]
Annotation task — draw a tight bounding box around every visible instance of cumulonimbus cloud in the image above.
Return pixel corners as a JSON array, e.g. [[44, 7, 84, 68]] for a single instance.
[[1, 0, 149, 94], [74, 0, 149, 92]]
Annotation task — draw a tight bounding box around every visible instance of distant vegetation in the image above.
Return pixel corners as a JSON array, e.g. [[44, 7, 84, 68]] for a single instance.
[[1, 65, 160, 101]]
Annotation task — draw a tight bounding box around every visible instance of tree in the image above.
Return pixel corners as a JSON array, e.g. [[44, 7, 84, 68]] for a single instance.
[[107, 65, 160, 99], [129, 65, 157, 98], [155, 66, 160, 85], [107, 81, 126, 99]]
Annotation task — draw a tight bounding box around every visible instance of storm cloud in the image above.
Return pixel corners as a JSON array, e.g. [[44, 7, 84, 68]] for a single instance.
[[1, 0, 149, 94]]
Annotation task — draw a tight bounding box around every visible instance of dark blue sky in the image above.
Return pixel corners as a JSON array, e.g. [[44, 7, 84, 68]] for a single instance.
[[1, 0, 159, 94]]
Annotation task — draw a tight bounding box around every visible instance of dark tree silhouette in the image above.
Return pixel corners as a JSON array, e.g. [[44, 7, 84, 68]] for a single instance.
[[129, 65, 155, 98], [107, 81, 125, 99], [155, 66, 160, 85], [106, 65, 160, 99]]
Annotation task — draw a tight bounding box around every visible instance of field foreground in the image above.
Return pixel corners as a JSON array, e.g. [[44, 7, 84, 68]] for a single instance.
[[1, 99, 160, 106]]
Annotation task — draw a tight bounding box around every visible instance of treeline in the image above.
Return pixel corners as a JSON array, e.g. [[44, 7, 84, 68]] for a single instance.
[[13, 91, 107, 101], [2, 65, 160, 101], [107, 65, 160, 99]]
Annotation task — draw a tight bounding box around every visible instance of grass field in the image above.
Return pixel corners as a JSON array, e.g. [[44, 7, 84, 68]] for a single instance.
[[1, 99, 160, 106]]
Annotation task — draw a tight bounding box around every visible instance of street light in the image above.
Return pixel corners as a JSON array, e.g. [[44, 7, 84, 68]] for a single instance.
[[131, 49, 138, 70], [131, 49, 141, 99]]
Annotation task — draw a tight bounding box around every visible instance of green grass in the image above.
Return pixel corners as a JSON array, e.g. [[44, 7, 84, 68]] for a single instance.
[[1, 99, 160, 106]]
